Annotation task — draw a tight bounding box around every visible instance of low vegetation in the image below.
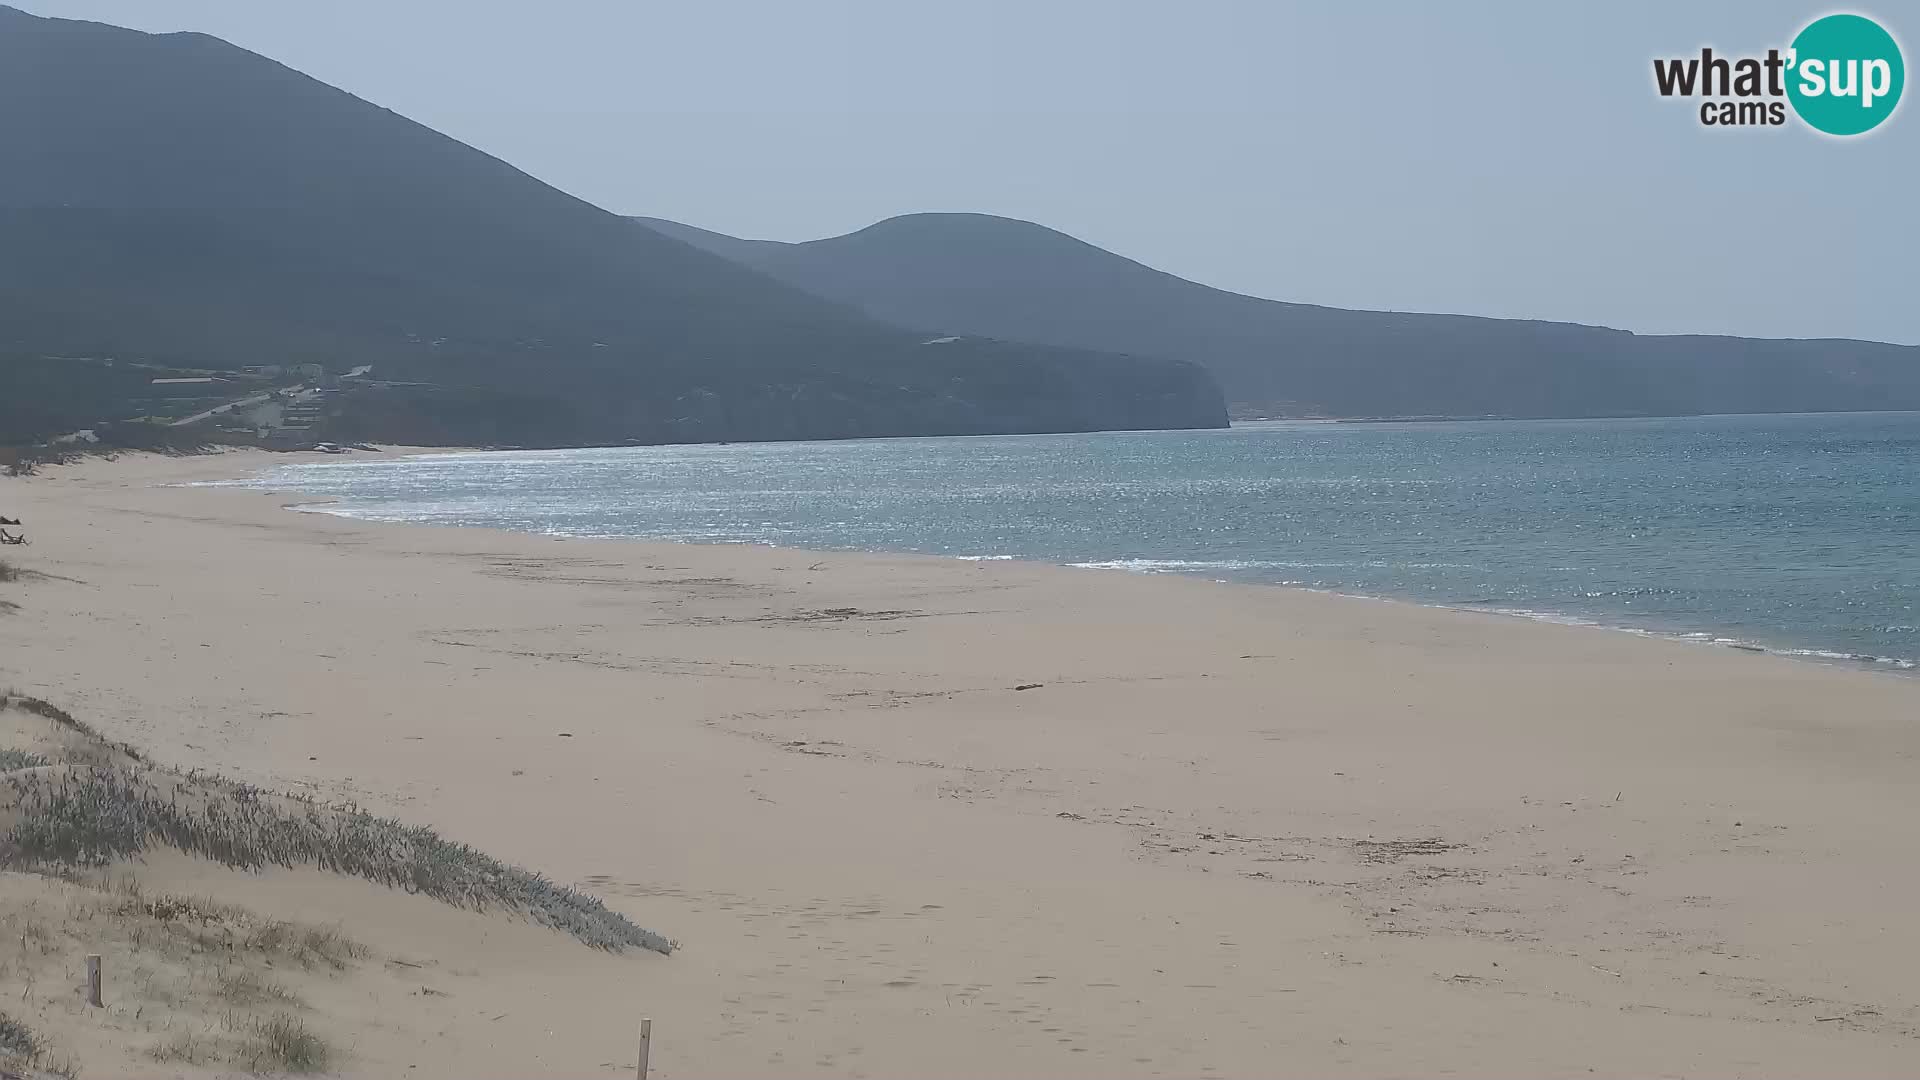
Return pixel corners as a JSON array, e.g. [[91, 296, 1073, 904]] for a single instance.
[[3, 810, 364, 1075], [214, 966, 303, 1007], [0, 689, 673, 1072], [81, 877, 366, 974], [3, 764, 667, 952], [151, 1012, 330, 1073], [3, 694, 77, 727], [0, 1010, 34, 1057], [2, 691, 141, 761], [0, 691, 667, 953], [3, 419, 230, 483], [0, 749, 49, 771], [0, 1009, 78, 1079], [0, 559, 19, 583], [243, 1013, 330, 1073]]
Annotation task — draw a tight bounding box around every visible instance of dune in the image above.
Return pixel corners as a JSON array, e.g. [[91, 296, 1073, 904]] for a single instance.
[[2, 449, 1920, 1077], [0, 684, 667, 1078]]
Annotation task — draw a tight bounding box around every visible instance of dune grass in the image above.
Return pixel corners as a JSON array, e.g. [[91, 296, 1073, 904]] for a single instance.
[[0, 749, 49, 771], [214, 967, 303, 1008], [0, 1010, 79, 1080], [152, 1012, 329, 1074], [0, 1010, 37, 1057], [0, 693, 670, 953], [2, 691, 135, 759], [12, 871, 364, 1069], [79, 876, 368, 975], [0, 690, 675, 1075], [243, 1014, 329, 1073], [241, 917, 365, 970]]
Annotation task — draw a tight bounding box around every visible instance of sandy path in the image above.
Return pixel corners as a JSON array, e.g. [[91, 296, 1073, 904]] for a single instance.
[[3, 450, 1919, 1077]]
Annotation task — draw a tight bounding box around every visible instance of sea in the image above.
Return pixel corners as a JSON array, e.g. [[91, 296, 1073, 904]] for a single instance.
[[223, 412, 1920, 674]]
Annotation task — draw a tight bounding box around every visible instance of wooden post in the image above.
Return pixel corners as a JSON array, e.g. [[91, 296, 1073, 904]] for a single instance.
[[85, 954, 102, 1007], [636, 1017, 652, 1080]]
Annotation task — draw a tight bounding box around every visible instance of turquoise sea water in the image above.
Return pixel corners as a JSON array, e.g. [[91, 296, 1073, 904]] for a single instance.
[[233, 413, 1920, 672]]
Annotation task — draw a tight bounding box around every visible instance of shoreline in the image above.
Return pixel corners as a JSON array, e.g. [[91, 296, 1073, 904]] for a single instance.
[[245, 448, 1920, 680], [8, 449, 1920, 1076]]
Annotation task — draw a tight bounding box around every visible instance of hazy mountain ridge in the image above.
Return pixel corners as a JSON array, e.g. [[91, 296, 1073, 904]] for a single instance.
[[636, 212, 1920, 419], [0, 5, 1226, 445]]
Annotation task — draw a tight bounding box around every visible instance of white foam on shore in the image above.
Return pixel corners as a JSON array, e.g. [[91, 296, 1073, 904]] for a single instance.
[[263, 483, 1920, 679], [1069, 557, 1471, 573], [1777, 648, 1917, 669], [1067, 557, 1917, 675], [1440, 604, 1916, 672]]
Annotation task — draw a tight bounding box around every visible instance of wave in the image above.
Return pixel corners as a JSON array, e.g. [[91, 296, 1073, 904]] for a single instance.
[[231, 451, 1918, 680], [1775, 648, 1917, 670], [1067, 560, 1917, 674], [1068, 558, 1472, 573], [1071, 558, 1280, 573], [1454, 604, 1916, 671]]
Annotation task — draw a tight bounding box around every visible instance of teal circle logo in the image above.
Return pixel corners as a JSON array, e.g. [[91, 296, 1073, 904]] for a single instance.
[[1787, 14, 1904, 135]]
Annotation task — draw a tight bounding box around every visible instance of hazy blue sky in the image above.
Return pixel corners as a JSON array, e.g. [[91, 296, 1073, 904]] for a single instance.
[[18, 1, 1917, 343]]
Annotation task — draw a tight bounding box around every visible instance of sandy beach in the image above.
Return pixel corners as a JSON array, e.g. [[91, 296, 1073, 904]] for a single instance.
[[4, 448, 1920, 1077]]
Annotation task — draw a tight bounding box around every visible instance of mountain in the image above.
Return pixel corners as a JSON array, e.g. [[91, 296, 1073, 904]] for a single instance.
[[637, 213, 1920, 420], [0, 7, 1225, 446]]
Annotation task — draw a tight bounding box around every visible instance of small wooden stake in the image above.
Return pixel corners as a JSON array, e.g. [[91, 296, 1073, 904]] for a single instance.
[[85, 953, 102, 1007], [636, 1017, 652, 1080]]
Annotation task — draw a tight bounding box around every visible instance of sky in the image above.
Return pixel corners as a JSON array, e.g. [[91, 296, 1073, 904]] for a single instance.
[[16, 1, 1917, 344]]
